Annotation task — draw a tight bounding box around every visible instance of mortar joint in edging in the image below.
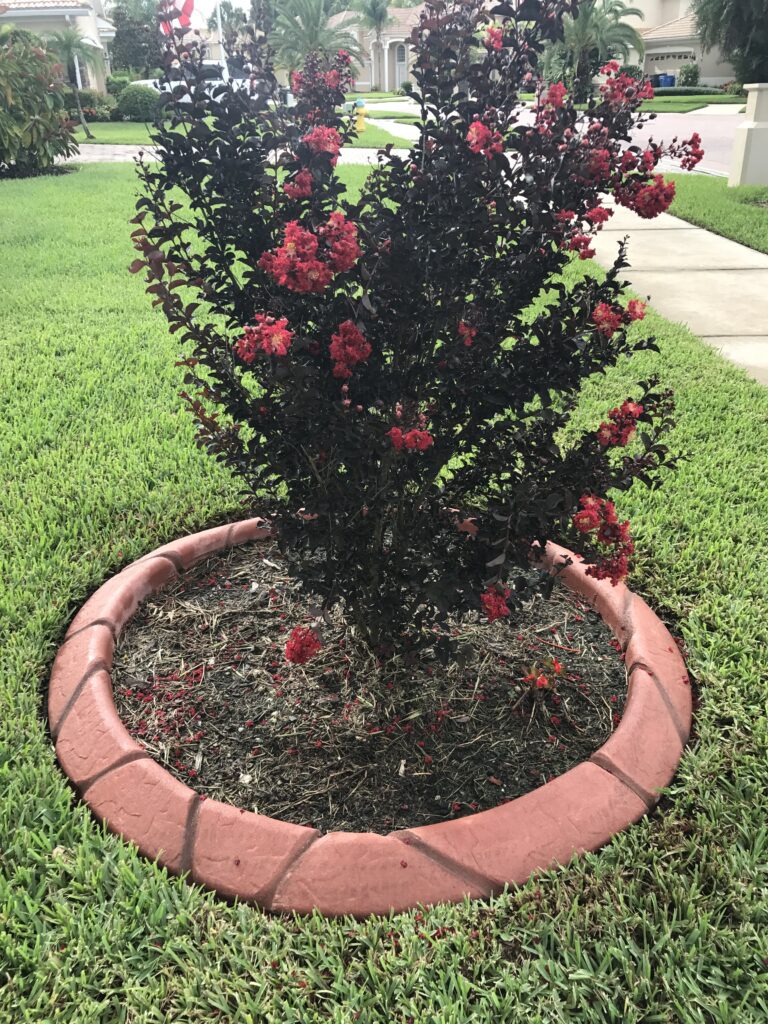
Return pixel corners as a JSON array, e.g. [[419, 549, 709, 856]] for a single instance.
[[389, 829, 496, 896], [148, 550, 185, 574], [78, 751, 150, 795], [179, 792, 203, 875], [50, 660, 111, 739], [589, 752, 657, 809], [60, 618, 118, 646], [627, 660, 691, 745], [253, 830, 322, 908]]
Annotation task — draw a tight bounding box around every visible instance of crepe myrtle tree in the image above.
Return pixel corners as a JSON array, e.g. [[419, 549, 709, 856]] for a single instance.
[[132, 0, 703, 663]]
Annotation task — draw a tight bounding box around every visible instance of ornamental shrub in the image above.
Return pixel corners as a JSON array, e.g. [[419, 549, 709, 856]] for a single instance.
[[0, 37, 78, 176], [107, 74, 133, 97], [652, 85, 722, 96], [63, 86, 101, 111], [133, 0, 703, 660], [117, 83, 160, 121], [678, 62, 700, 87], [618, 64, 643, 81]]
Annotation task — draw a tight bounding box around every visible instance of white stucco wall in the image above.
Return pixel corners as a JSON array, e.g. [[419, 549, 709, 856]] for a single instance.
[[0, 8, 110, 90]]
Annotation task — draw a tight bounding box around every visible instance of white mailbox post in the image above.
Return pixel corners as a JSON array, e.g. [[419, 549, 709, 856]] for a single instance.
[[729, 84, 768, 187]]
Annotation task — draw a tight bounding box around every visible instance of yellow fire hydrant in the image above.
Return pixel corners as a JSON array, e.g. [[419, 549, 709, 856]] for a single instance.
[[354, 98, 367, 133]]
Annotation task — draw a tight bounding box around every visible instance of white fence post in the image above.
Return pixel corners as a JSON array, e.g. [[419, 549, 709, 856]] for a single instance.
[[729, 84, 768, 187]]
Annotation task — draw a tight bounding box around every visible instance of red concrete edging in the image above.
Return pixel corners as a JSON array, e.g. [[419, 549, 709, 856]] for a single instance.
[[48, 519, 691, 918]]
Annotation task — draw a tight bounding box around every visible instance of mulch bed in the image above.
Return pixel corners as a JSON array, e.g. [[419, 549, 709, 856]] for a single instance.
[[113, 541, 627, 834]]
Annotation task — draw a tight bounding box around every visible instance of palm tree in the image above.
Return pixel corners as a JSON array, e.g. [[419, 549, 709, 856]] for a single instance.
[[354, 0, 392, 89], [692, 0, 768, 83], [554, 0, 645, 101], [269, 0, 362, 72], [46, 27, 102, 139], [208, 0, 248, 54]]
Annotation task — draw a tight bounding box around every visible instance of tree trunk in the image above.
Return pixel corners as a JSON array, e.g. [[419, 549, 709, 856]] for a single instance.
[[74, 87, 94, 140], [573, 49, 592, 104], [375, 29, 382, 92]]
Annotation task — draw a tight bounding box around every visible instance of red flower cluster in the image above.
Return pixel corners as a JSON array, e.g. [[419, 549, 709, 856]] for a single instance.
[[569, 234, 596, 260], [627, 299, 646, 321], [524, 672, 551, 690], [324, 69, 341, 90], [544, 82, 567, 108], [284, 168, 313, 200], [301, 125, 342, 164], [259, 214, 360, 293], [319, 212, 361, 272], [388, 427, 434, 452], [285, 626, 322, 664], [329, 320, 372, 379], [458, 321, 477, 347], [259, 221, 330, 293], [485, 26, 503, 50], [617, 174, 676, 219], [572, 496, 634, 586], [588, 148, 612, 181], [585, 205, 612, 225], [235, 314, 294, 362], [592, 302, 623, 337], [481, 586, 510, 622], [466, 121, 504, 158], [555, 209, 576, 223], [599, 61, 655, 105], [680, 131, 704, 171], [596, 399, 644, 447]]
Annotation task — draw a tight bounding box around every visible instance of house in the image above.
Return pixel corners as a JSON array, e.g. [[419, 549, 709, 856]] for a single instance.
[[625, 1, 735, 85], [329, 5, 424, 93], [0, 0, 115, 92]]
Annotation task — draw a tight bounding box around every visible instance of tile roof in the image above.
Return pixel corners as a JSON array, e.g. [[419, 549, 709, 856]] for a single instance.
[[329, 5, 425, 38], [383, 4, 425, 35], [641, 14, 698, 43], [0, 0, 91, 8]]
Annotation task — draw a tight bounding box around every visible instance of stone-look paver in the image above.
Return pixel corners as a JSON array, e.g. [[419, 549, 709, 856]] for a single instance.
[[49, 519, 691, 918]]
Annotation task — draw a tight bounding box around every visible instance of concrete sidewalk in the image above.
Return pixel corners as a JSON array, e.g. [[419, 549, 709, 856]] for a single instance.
[[593, 205, 768, 385]]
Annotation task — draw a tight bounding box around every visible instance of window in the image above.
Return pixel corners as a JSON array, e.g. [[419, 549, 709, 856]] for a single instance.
[[396, 44, 406, 63]]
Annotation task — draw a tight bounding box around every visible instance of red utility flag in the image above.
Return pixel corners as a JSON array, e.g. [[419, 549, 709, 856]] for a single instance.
[[159, 0, 194, 35]]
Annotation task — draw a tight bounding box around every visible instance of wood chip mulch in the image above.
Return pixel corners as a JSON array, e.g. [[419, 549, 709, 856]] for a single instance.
[[113, 541, 627, 834]]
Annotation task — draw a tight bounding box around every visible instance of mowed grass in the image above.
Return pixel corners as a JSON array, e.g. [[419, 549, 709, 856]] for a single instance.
[[1, 163, 768, 1022], [641, 94, 745, 114], [75, 120, 412, 149], [668, 173, 768, 254], [364, 109, 422, 124]]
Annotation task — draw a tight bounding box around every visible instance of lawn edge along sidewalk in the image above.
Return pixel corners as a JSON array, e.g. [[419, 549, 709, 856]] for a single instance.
[[48, 519, 691, 918]]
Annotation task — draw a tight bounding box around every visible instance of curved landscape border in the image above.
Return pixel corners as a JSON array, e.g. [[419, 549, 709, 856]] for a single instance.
[[48, 518, 691, 918]]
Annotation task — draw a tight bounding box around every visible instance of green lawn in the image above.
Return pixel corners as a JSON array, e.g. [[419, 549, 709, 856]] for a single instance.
[[668, 173, 768, 254], [364, 110, 422, 124], [76, 121, 412, 149], [75, 120, 158, 145], [641, 95, 745, 114], [2, 163, 768, 1021], [346, 91, 402, 102]]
